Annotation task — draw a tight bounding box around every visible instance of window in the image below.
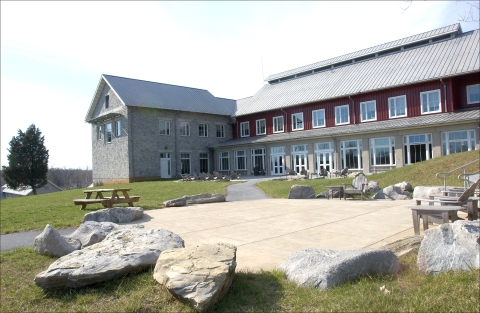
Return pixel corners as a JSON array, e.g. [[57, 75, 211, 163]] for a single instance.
[[442, 130, 476, 155], [199, 153, 209, 173], [97, 125, 103, 140], [115, 120, 121, 137], [106, 123, 112, 143], [180, 153, 190, 174], [251, 148, 265, 172], [370, 137, 395, 166], [199, 123, 208, 137], [273, 116, 284, 133], [105, 95, 109, 108], [404, 134, 432, 164], [420, 90, 441, 114], [159, 120, 170, 135], [360, 100, 377, 122], [179, 122, 190, 136], [340, 140, 362, 170], [335, 105, 350, 125], [234, 150, 247, 170], [216, 124, 225, 138], [256, 119, 266, 135], [467, 84, 480, 104], [219, 152, 230, 171], [292, 113, 304, 130], [388, 95, 407, 118], [315, 142, 334, 173], [240, 122, 250, 137], [312, 109, 325, 128]]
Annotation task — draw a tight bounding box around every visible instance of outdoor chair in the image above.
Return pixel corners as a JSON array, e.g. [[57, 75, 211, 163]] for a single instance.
[[319, 168, 328, 178], [343, 173, 369, 200], [339, 167, 349, 178]]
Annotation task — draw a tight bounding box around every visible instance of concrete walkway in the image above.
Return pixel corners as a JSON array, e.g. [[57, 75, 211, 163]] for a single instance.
[[225, 176, 271, 201]]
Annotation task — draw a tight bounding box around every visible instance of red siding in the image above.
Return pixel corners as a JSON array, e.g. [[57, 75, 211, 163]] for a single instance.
[[452, 73, 480, 110]]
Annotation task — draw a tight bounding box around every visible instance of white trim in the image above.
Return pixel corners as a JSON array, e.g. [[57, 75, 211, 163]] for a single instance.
[[388, 95, 407, 119], [256, 118, 266, 135], [335, 105, 350, 125], [291, 112, 304, 131], [240, 121, 250, 137], [360, 100, 377, 122], [466, 84, 480, 104], [312, 109, 326, 128], [420, 89, 441, 114], [273, 116, 284, 133]]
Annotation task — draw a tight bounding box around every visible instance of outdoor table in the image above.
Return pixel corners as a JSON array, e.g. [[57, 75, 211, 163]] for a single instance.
[[73, 188, 140, 210], [326, 185, 344, 200], [406, 205, 464, 235]]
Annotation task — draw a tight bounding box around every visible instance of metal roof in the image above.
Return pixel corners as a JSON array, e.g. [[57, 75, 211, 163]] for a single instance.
[[237, 29, 479, 116], [99, 75, 236, 117], [215, 109, 480, 148], [265, 23, 461, 82]]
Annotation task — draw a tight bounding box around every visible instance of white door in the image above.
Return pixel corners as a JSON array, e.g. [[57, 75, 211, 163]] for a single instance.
[[292, 153, 308, 174], [270, 154, 285, 175], [316, 151, 333, 173], [160, 153, 171, 178]]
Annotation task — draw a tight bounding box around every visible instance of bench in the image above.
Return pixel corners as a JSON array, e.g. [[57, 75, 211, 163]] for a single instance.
[[73, 198, 111, 210]]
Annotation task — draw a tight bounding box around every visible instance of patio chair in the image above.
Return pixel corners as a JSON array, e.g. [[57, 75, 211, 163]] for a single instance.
[[339, 167, 349, 178], [343, 173, 369, 200], [319, 167, 328, 178]]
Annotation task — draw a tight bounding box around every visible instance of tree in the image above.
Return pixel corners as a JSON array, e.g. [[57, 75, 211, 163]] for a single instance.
[[2, 124, 49, 195]]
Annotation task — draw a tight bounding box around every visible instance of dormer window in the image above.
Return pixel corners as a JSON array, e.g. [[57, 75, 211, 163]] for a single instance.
[[105, 95, 109, 108]]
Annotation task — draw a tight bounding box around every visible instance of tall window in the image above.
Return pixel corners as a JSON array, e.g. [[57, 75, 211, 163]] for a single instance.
[[105, 95, 109, 108], [360, 100, 377, 122], [251, 148, 265, 171], [340, 140, 362, 170], [442, 130, 476, 155], [335, 105, 349, 125], [219, 152, 230, 171], [420, 90, 441, 114], [240, 122, 250, 137], [159, 120, 170, 135], [370, 137, 395, 166], [273, 116, 284, 133], [98, 125, 103, 140], [180, 122, 190, 136], [180, 153, 190, 174], [234, 150, 247, 170], [312, 109, 325, 128], [106, 123, 112, 143], [467, 84, 480, 104], [216, 124, 225, 138], [256, 119, 266, 135], [199, 153, 209, 173], [292, 113, 304, 130], [404, 134, 432, 164], [199, 123, 208, 137], [115, 120, 121, 137], [388, 95, 407, 118]]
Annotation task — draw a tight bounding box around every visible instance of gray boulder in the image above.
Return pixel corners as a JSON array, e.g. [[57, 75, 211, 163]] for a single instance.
[[417, 220, 479, 274], [186, 193, 225, 204], [66, 221, 143, 248], [395, 181, 413, 192], [288, 185, 315, 199], [367, 181, 380, 194], [163, 196, 188, 207], [82, 207, 143, 223], [413, 186, 444, 199], [374, 185, 411, 200], [278, 248, 400, 289], [34, 228, 184, 289], [153, 243, 237, 312], [34, 224, 77, 257]]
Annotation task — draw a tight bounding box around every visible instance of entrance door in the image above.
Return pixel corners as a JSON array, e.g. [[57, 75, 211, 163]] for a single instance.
[[160, 153, 171, 178], [292, 153, 308, 174], [316, 151, 333, 173], [270, 154, 285, 175]]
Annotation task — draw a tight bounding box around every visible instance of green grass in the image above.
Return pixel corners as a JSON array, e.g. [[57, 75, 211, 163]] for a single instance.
[[1, 248, 478, 312]]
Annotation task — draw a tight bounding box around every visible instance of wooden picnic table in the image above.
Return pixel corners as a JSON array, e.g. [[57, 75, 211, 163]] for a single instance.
[[73, 188, 140, 210], [406, 205, 464, 235], [326, 185, 345, 200]]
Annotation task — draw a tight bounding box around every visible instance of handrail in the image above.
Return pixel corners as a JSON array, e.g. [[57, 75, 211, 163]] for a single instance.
[[436, 158, 480, 190], [458, 170, 480, 187]]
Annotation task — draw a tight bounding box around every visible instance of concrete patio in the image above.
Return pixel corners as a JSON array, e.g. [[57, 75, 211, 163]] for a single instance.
[[127, 198, 421, 271]]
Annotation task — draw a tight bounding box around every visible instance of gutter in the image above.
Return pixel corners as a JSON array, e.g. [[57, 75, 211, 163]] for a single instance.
[[440, 79, 447, 113]]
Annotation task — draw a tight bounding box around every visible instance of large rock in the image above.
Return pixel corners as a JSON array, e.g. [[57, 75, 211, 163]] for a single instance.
[[395, 181, 413, 192], [288, 185, 315, 199], [367, 181, 380, 194], [186, 193, 225, 204], [34, 224, 77, 257], [278, 248, 400, 289], [163, 196, 187, 207], [417, 220, 479, 274], [374, 185, 411, 200], [34, 228, 184, 289], [412, 186, 444, 199], [66, 221, 143, 248], [153, 243, 237, 312], [82, 207, 143, 223]]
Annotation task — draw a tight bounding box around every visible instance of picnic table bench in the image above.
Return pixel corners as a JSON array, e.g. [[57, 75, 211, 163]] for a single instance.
[[73, 188, 140, 210]]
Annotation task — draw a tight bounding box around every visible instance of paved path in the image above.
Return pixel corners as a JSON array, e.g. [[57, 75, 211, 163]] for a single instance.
[[226, 176, 271, 201], [1, 227, 76, 252]]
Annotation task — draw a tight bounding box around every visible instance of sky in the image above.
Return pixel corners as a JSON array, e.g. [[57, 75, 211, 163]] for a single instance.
[[1, 1, 478, 169]]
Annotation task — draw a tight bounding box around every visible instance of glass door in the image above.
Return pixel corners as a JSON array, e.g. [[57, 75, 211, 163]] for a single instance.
[[160, 153, 171, 178]]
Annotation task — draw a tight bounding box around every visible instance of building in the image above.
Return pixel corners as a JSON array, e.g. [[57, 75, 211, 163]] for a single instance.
[[87, 23, 479, 184], [1, 180, 63, 199]]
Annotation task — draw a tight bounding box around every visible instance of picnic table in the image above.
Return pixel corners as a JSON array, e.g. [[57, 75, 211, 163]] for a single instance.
[[326, 185, 345, 200], [73, 188, 140, 210], [406, 205, 464, 235]]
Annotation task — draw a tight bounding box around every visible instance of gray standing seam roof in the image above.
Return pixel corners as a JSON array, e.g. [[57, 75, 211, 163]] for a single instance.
[[236, 29, 479, 116]]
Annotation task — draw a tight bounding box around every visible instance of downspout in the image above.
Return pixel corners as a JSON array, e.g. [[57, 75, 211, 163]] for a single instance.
[[174, 110, 180, 177], [440, 79, 447, 112], [280, 108, 288, 132], [348, 96, 355, 124], [130, 107, 135, 182]]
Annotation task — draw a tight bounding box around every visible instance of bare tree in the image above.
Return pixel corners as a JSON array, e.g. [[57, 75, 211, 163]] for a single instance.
[[402, 0, 479, 22]]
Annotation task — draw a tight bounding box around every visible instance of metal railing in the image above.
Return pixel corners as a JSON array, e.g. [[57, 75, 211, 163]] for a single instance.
[[436, 158, 480, 191]]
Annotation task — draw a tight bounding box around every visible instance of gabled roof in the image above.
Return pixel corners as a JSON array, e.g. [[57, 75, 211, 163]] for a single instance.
[[86, 75, 237, 122], [1, 180, 63, 196], [236, 28, 479, 116]]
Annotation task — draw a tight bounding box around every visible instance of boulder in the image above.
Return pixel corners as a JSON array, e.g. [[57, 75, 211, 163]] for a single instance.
[[153, 243, 237, 312], [163, 196, 188, 207], [278, 248, 400, 289], [185, 193, 225, 204], [34, 228, 184, 289], [66, 221, 143, 248], [417, 220, 479, 274], [34, 224, 77, 257], [413, 186, 444, 199], [379, 235, 423, 257], [288, 185, 315, 199], [82, 207, 143, 223], [395, 181, 413, 192], [374, 185, 411, 200], [367, 181, 380, 194]]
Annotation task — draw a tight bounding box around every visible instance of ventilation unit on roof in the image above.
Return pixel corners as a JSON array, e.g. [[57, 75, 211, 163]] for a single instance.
[[354, 54, 376, 63], [377, 47, 402, 57], [404, 39, 430, 50], [432, 34, 452, 42]]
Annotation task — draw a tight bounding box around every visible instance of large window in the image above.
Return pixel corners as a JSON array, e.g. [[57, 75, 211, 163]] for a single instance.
[[420, 90, 441, 114], [340, 140, 362, 170], [180, 153, 190, 174], [404, 134, 432, 164], [180, 122, 190, 136], [312, 109, 325, 128], [159, 120, 170, 135], [291, 145, 308, 174], [315, 142, 334, 173], [388, 95, 407, 118], [234, 150, 247, 170], [335, 105, 349, 125], [219, 152, 230, 171], [292, 113, 304, 130], [270, 146, 285, 175], [256, 119, 266, 135], [106, 123, 112, 143], [216, 124, 225, 138], [251, 148, 265, 172], [199, 153, 209, 173], [240, 122, 250, 137], [442, 130, 476, 155], [370, 137, 395, 166], [467, 84, 480, 104], [360, 100, 377, 122], [273, 116, 284, 133], [199, 123, 208, 137]]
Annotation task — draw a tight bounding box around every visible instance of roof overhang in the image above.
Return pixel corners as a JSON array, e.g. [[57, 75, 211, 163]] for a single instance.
[[86, 111, 122, 124]]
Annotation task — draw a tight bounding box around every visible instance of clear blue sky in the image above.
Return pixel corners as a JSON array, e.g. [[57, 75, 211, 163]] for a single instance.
[[1, 1, 478, 169]]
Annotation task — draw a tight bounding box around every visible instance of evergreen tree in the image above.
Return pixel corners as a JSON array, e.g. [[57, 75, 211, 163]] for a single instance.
[[2, 124, 49, 195]]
